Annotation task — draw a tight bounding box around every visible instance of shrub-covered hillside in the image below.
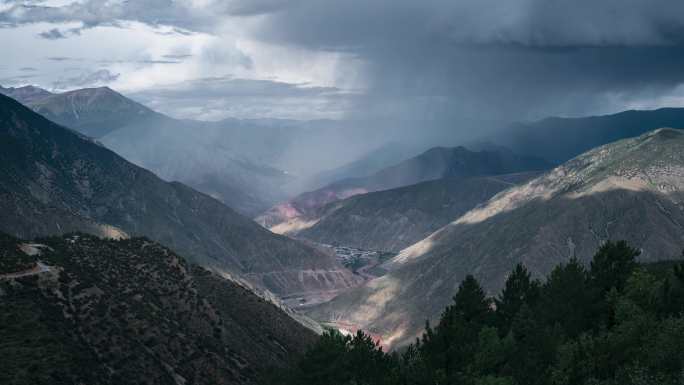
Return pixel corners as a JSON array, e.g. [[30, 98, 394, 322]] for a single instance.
[[0, 233, 317, 385]]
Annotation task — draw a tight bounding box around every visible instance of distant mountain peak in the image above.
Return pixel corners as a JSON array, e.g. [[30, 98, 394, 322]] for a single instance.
[[498, 107, 684, 164], [24, 85, 158, 138], [0, 84, 54, 104]]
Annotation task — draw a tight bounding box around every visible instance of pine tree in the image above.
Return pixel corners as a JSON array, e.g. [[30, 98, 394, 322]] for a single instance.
[[451, 275, 492, 324], [590, 240, 639, 293], [426, 275, 493, 383], [495, 264, 540, 335], [292, 329, 351, 385], [541, 258, 595, 337], [508, 304, 556, 385]]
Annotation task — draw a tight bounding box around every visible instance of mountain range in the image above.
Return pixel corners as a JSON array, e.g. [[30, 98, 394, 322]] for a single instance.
[[0, 85, 296, 216], [0, 232, 317, 384], [499, 108, 684, 164], [258, 146, 551, 235], [295, 172, 541, 252], [0, 85, 54, 104], [308, 127, 684, 348], [293, 141, 425, 194], [0, 93, 358, 299], [6, 82, 684, 356]]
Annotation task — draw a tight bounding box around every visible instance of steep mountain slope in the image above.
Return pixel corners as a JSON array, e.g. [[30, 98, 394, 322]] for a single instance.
[[0, 93, 358, 298], [310, 128, 684, 348], [258, 146, 550, 233], [499, 108, 684, 164], [297, 172, 540, 252], [0, 233, 317, 385], [0, 85, 294, 215]]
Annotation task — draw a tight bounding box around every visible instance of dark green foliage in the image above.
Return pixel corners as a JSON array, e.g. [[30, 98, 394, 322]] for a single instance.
[[0, 233, 35, 274], [420, 275, 493, 383], [275, 241, 684, 385], [495, 264, 540, 335], [449, 275, 493, 325], [590, 241, 640, 293], [540, 258, 598, 337], [282, 330, 395, 385], [0, 277, 105, 385]]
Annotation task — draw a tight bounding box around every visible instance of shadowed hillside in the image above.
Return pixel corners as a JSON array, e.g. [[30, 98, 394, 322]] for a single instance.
[[0, 233, 317, 385]]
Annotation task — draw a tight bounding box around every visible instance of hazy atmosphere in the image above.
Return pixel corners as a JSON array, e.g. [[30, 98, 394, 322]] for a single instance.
[[5, 1, 684, 384]]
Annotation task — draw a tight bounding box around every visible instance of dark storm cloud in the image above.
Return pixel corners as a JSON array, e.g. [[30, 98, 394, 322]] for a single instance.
[[247, 0, 684, 49], [240, 0, 684, 120], [6, 0, 684, 121]]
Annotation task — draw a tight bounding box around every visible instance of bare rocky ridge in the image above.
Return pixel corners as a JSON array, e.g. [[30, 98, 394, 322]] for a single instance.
[[0, 93, 358, 299], [309, 128, 684, 348], [0, 232, 317, 385]]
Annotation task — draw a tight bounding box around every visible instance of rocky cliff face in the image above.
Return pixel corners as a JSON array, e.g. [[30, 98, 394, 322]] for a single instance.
[[0, 93, 358, 298], [0, 233, 318, 385], [309, 128, 684, 348]]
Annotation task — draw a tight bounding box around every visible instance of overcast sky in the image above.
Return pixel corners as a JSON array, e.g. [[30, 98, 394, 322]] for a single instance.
[[3, 0, 684, 122]]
